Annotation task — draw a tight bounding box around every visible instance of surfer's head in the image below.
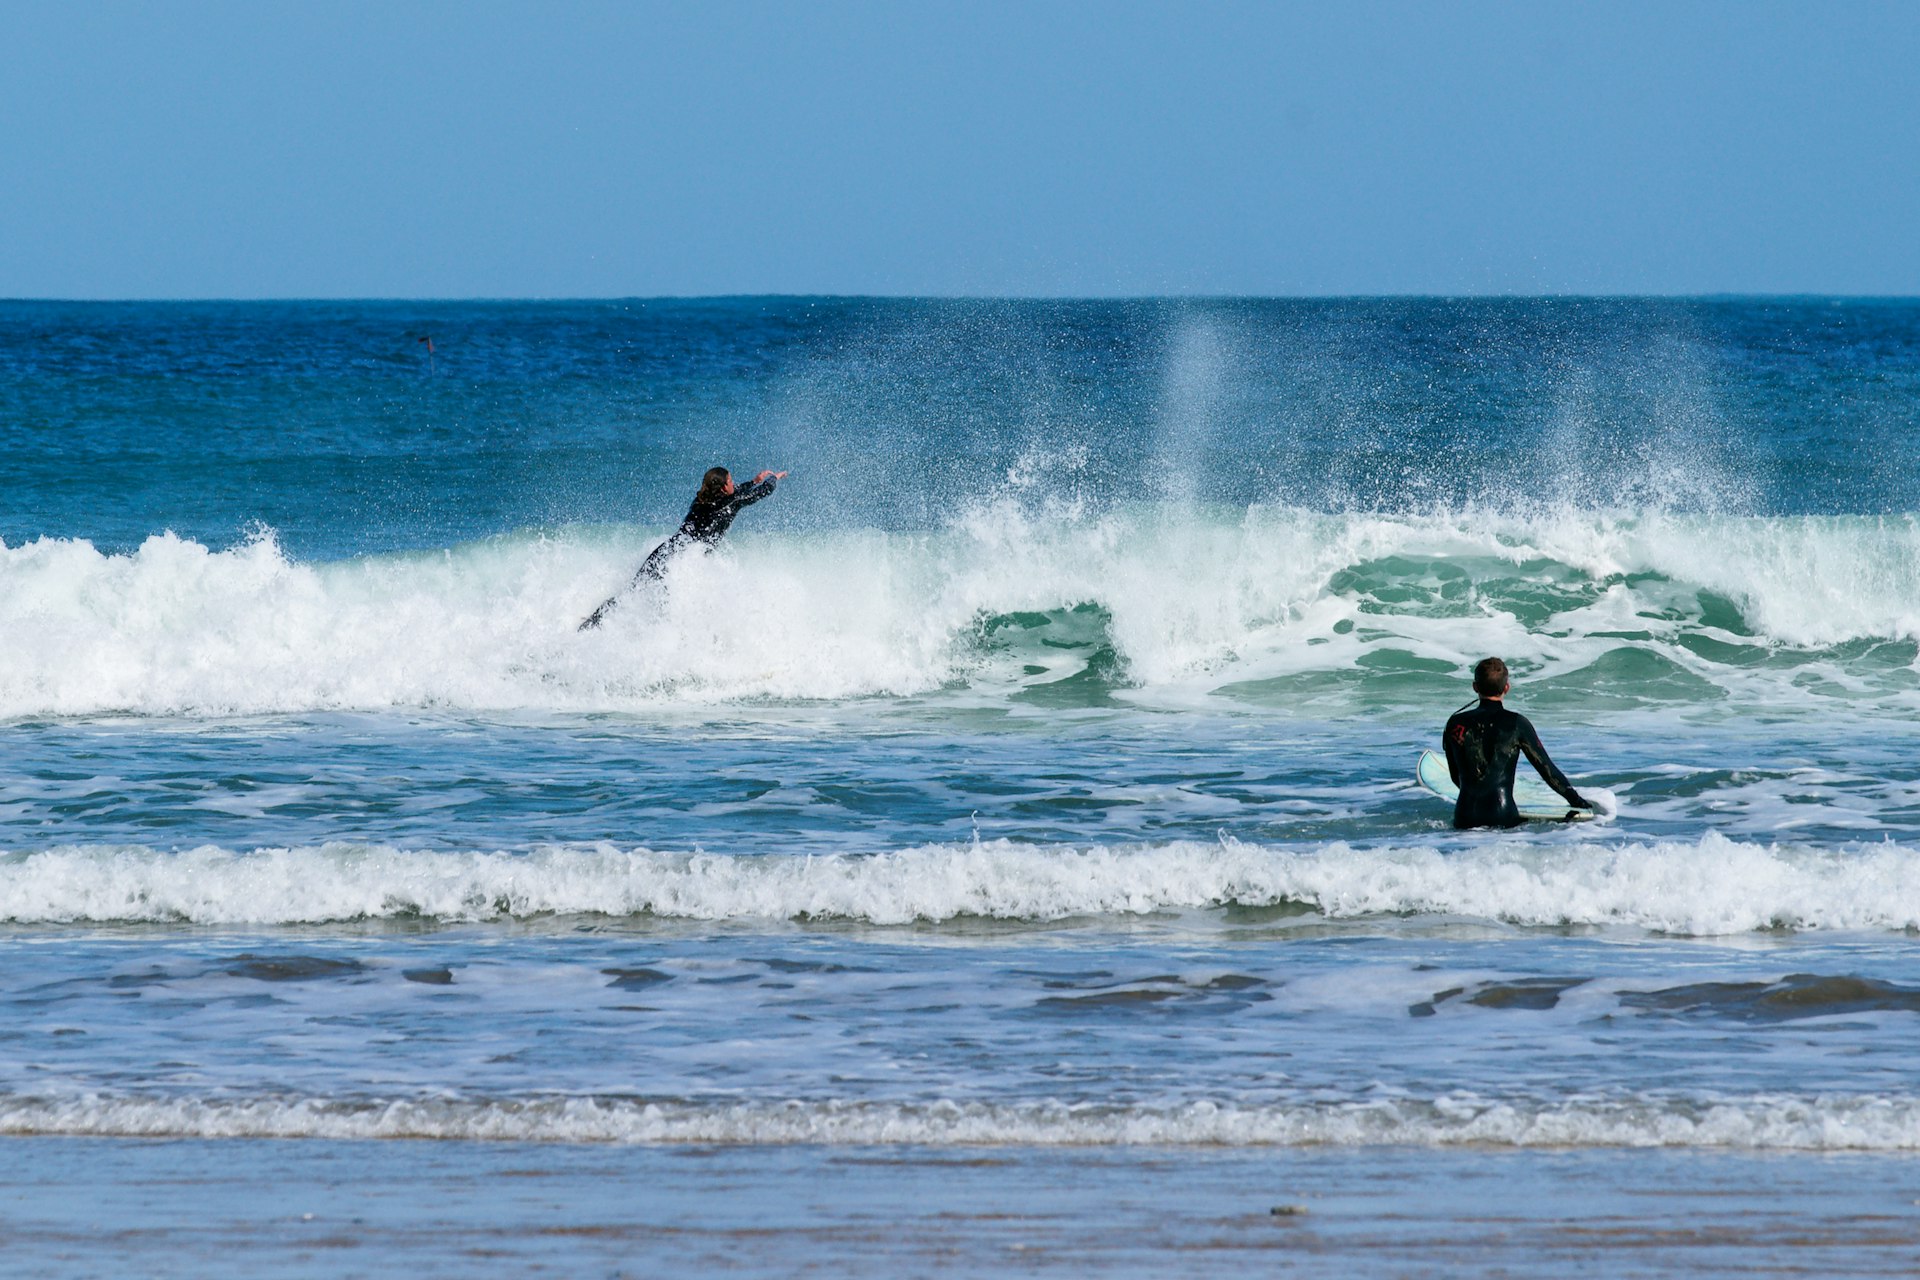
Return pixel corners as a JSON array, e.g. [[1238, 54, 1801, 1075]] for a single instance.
[[698, 467, 733, 503], [1473, 657, 1510, 698]]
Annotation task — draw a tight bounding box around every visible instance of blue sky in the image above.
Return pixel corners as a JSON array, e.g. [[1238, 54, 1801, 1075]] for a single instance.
[[2, 0, 1916, 297]]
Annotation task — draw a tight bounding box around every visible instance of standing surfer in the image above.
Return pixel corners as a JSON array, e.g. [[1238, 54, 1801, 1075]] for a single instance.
[[579, 466, 787, 629], [1442, 657, 1592, 828]]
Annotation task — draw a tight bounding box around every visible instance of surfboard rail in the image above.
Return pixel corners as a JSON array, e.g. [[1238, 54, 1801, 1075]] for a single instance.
[[1415, 749, 1594, 823]]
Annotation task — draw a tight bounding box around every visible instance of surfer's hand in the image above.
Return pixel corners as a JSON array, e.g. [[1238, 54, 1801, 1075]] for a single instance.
[[1567, 793, 1594, 810], [754, 469, 786, 482]]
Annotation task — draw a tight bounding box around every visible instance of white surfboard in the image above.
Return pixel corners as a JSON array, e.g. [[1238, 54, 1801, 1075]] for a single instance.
[[1416, 750, 1595, 823]]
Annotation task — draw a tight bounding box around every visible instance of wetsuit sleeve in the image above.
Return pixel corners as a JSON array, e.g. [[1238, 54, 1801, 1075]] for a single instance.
[[1517, 715, 1584, 805], [727, 476, 778, 510], [1442, 713, 1464, 785]]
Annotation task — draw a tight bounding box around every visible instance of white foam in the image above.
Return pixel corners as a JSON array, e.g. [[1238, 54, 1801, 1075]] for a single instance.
[[5, 834, 1920, 934], [1, 506, 1915, 717], [4, 1091, 1918, 1150]]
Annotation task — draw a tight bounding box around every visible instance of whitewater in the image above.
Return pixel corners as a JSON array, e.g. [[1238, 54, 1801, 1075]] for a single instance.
[[4, 501, 1917, 717], [9, 834, 1920, 935], [11, 1092, 1920, 1151], [6, 294, 1920, 1237]]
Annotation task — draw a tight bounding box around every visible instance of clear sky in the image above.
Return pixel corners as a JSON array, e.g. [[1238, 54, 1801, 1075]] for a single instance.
[[3, 0, 1917, 298]]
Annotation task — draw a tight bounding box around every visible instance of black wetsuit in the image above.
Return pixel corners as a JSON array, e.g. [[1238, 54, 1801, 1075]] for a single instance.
[[579, 476, 778, 629], [1442, 698, 1589, 829]]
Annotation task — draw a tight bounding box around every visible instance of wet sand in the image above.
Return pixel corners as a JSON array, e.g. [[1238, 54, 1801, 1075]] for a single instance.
[[4, 1139, 1919, 1277]]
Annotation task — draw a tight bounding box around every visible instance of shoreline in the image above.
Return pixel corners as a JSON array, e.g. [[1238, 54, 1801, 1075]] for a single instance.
[[6, 1138, 1918, 1277]]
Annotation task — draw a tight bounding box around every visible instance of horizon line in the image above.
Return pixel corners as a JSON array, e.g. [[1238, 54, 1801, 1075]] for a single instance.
[[4, 291, 1919, 305]]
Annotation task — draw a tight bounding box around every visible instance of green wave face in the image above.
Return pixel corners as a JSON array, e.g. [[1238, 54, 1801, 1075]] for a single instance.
[[2, 507, 1917, 719]]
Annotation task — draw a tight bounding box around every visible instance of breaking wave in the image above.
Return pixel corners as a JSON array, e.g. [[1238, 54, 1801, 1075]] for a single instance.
[[6, 834, 1920, 935], [0, 504, 1916, 717]]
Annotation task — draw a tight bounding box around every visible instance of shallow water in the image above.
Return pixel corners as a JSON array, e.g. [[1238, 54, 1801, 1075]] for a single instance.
[[4, 298, 1919, 1270], [6, 1140, 1920, 1278]]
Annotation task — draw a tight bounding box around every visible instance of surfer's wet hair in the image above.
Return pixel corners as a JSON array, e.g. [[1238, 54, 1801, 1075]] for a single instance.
[[1473, 657, 1511, 697], [697, 467, 731, 504]]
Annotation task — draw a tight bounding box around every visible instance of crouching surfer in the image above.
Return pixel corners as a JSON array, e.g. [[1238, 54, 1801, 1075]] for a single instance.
[[579, 466, 787, 629], [1443, 657, 1593, 828]]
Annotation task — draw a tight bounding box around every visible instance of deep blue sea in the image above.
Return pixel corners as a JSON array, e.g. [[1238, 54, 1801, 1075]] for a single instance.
[[5, 298, 1920, 1274]]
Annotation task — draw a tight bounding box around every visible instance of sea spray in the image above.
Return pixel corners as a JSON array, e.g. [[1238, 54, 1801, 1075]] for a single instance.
[[2, 506, 1917, 717]]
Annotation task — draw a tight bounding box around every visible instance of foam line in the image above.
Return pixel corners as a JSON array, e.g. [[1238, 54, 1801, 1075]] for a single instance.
[[5, 834, 1919, 934], [4, 1092, 1917, 1149]]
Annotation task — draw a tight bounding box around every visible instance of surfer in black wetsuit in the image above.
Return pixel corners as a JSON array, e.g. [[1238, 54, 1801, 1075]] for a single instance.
[[579, 466, 787, 629], [1443, 657, 1593, 829]]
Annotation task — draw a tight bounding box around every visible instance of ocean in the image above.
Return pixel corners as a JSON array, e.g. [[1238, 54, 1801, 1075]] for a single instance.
[[4, 297, 1920, 1274]]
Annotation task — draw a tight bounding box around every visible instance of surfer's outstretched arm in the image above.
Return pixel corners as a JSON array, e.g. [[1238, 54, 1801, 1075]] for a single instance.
[[727, 472, 783, 510]]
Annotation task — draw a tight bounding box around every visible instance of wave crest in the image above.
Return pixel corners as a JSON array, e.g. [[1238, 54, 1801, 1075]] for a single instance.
[[2, 505, 1917, 716], [5, 835, 1920, 935]]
